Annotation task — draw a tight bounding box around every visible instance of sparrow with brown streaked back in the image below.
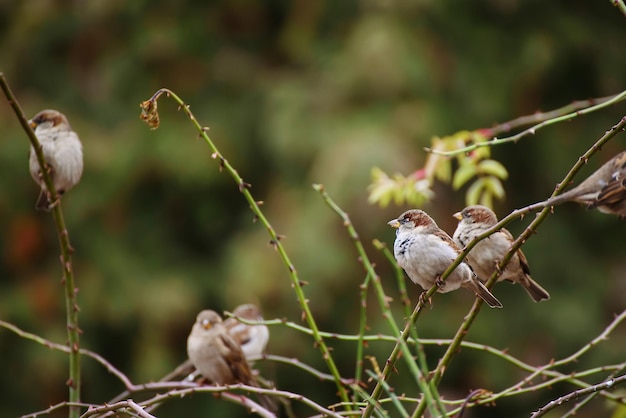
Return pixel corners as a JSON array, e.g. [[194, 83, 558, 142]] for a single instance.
[[160, 304, 271, 382], [453, 205, 550, 302], [388, 209, 502, 308], [187, 310, 276, 411], [542, 151, 626, 217], [28, 109, 83, 211]]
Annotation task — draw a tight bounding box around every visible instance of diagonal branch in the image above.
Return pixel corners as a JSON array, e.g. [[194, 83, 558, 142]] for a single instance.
[[139, 89, 351, 407]]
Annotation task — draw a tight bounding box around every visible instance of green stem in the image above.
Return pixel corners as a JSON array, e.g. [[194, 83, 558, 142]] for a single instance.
[[0, 72, 81, 418], [425, 90, 626, 156], [313, 185, 446, 417], [139, 89, 351, 407], [354, 272, 371, 393]]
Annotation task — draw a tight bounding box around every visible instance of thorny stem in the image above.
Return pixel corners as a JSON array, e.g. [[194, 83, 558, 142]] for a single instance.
[[484, 94, 620, 137], [7, 313, 624, 418], [373, 241, 430, 391], [313, 185, 446, 417], [139, 89, 351, 408], [560, 363, 626, 418], [1, 72, 82, 418], [354, 272, 371, 394], [425, 90, 626, 156], [530, 374, 626, 418]]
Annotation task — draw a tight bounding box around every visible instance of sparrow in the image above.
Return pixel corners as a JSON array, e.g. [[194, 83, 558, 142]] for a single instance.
[[224, 304, 269, 362], [452, 205, 550, 302], [28, 109, 83, 211], [542, 151, 626, 217], [187, 310, 276, 411], [388, 209, 502, 308]]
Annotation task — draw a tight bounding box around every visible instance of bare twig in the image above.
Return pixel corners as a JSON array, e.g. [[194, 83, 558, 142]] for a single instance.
[[313, 184, 446, 417], [484, 94, 619, 137], [530, 374, 626, 418], [21, 402, 96, 418], [81, 400, 157, 418], [0, 320, 133, 389], [425, 90, 626, 156], [139, 89, 352, 407]]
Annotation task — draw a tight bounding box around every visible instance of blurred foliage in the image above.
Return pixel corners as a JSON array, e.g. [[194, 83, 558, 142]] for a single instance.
[[1, 0, 626, 417], [368, 130, 509, 208]]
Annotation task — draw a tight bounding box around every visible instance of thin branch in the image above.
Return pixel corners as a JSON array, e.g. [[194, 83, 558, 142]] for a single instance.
[[264, 354, 355, 385], [21, 403, 96, 418], [139, 89, 351, 407], [365, 370, 410, 418], [134, 383, 344, 418], [0, 320, 133, 390], [80, 400, 157, 418], [484, 94, 619, 137], [1, 72, 82, 417], [313, 184, 446, 417], [530, 374, 626, 418], [425, 90, 626, 156]]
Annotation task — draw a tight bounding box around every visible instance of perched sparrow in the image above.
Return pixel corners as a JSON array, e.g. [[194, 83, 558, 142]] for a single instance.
[[28, 109, 83, 211], [388, 209, 502, 308], [187, 310, 276, 411], [542, 151, 626, 217], [453, 205, 550, 302], [224, 304, 269, 362]]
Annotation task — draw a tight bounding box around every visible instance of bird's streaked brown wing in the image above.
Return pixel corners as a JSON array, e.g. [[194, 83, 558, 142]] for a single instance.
[[219, 334, 254, 384], [592, 177, 626, 208]]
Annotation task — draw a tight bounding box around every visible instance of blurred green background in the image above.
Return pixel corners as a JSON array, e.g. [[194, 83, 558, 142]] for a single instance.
[[1, 1, 626, 417]]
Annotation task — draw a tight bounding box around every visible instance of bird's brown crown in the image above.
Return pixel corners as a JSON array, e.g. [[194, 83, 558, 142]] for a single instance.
[[397, 209, 436, 228], [29, 109, 70, 130], [460, 205, 498, 226]]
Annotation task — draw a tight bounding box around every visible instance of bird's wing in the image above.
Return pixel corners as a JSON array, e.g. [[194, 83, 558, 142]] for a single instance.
[[219, 334, 254, 384], [502, 228, 531, 275], [593, 177, 626, 207]]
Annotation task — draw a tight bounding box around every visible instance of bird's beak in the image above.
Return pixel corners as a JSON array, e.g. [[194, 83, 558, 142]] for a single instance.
[[28, 119, 37, 130], [453, 212, 462, 220], [200, 320, 213, 330], [388, 219, 400, 228]]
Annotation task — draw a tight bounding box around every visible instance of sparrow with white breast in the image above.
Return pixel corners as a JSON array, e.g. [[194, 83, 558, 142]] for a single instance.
[[28, 109, 83, 211], [187, 310, 276, 411], [453, 205, 550, 302], [389, 209, 502, 308], [542, 151, 626, 217]]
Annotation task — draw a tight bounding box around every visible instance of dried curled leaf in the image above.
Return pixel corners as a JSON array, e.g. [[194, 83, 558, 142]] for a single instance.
[[139, 99, 160, 130]]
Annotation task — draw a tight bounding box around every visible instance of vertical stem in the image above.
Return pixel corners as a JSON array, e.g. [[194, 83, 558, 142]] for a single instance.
[[140, 90, 352, 407], [1, 73, 81, 418]]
